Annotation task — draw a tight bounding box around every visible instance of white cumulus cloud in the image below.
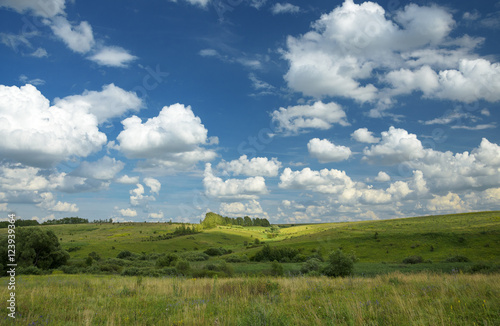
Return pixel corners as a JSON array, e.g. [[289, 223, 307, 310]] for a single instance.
[[308, 138, 352, 163], [351, 128, 380, 143], [216, 155, 281, 177], [203, 163, 268, 201], [117, 103, 216, 170], [0, 84, 106, 167], [270, 101, 349, 135]]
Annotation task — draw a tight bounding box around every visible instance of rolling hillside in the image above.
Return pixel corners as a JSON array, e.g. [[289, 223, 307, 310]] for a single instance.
[[12, 211, 499, 268]]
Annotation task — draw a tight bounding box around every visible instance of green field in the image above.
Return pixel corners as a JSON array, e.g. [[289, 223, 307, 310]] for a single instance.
[[10, 210, 498, 276], [1, 211, 500, 324], [1, 272, 499, 325]]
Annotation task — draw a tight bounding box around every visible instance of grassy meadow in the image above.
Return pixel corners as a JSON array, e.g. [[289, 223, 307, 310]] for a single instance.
[[1, 211, 499, 324], [14, 210, 499, 276], [1, 272, 499, 325]]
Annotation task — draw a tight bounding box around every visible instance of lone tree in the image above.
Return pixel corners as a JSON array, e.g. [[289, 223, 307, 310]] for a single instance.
[[322, 249, 357, 277], [0, 228, 69, 273]]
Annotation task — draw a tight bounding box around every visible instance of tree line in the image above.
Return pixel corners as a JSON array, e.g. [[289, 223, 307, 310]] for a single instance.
[[201, 212, 270, 229]]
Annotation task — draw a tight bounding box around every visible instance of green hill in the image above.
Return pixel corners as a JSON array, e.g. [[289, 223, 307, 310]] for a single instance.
[[3, 211, 499, 276]]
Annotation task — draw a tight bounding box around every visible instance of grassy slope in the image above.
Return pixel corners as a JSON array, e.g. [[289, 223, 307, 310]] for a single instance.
[[4, 211, 499, 266]]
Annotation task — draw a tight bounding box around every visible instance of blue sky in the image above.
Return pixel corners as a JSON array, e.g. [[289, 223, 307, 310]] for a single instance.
[[0, 0, 499, 223]]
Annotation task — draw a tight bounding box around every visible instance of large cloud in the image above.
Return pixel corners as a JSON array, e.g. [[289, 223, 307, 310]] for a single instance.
[[282, 0, 500, 110], [117, 103, 217, 170], [0, 84, 106, 167], [363, 126, 425, 164], [216, 155, 281, 177], [203, 163, 268, 201], [270, 101, 348, 135], [54, 83, 142, 123]]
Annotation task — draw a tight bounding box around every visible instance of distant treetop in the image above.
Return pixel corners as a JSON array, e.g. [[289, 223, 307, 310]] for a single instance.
[[201, 212, 270, 229]]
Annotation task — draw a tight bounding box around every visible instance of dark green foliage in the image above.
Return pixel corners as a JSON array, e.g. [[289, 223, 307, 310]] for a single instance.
[[0, 227, 69, 272], [204, 247, 232, 256], [201, 212, 270, 229], [307, 253, 324, 262], [67, 246, 82, 252], [323, 249, 356, 277], [181, 252, 209, 261], [445, 255, 470, 263], [301, 258, 322, 274], [254, 238, 260, 245], [173, 223, 199, 236], [156, 253, 178, 268], [175, 260, 190, 275], [85, 256, 94, 266], [92, 218, 113, 223], [88, 251, 101, 261], [292, 254, 307, 263], [402, 256, 424, 264], [0, 219, 40, 228], [121, 267, 141, 276], [117, 250, 133, 259], [224, 254, 249, 263], [253, 244, 299, 262], [270, 260, 284, 276], [42, 217, 89, 225], [18, 266, 44, 275]]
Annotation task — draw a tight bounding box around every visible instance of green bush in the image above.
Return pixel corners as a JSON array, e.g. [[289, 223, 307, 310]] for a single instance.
[[99, 263, 122, 274], [117, 250, 133, 259], [176, 260, 191, 275], [292, 254, 307, 263], [253, 244, 299, 262], [301, 258, 322, 274], [121, 267, 141, 276], [307, 253, 324, 262], [181, 252, 209, 262], [18, 266, 44, 275], [88, 251, 101, 261], [61, 265, 81, 274], [445, 255, 470, 263], [224, 254, 249, 263], [204, 247, 232, 256], [156, 253, 178, 268], [402, 256, 424, 264], [270, 260, 284, 276], [218, 261, 234, 277], [322, 249, 355, 277]]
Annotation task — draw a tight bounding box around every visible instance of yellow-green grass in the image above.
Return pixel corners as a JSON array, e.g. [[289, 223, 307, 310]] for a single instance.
[[1, 272, 499, 325]]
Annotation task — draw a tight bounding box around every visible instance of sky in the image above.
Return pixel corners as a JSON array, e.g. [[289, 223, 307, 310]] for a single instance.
[[0, 0, 499, 224]]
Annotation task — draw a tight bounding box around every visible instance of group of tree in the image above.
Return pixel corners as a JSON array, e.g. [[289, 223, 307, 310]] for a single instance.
[[0, 228, 69, 274], [42, 217, 89, 225], [92, 218, 113, 224], [201, 212, 270, 229], [0, 219, 40, 228], [173, 223, 200, 236]]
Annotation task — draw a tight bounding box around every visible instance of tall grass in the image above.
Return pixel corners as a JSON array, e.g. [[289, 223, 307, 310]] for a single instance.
[[1, 272, 498, 325]]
